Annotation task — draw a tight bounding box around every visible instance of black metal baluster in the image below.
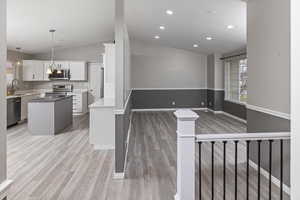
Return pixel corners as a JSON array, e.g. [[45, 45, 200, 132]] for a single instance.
[[269, 140, 273, 200], [223, 141, 227, 200], [280, 140, 283, 200], [234, 141, 238, 200], [246, 141, 250, 200], [212, 141, 215, 200], [199, 142, 202, 200], [258, 140, 262, 200]]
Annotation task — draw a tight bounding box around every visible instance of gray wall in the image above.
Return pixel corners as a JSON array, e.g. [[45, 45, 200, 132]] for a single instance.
[[114, 0, 132, 173], [247, 0, 290, 114], [132, 89, 207, 109], [0, 0, 7, 186], [207, 90, 224, 111], [247, 109, 290, 186], [207, 54, 214, 89], [223, 100, 246, 120], [115, 96, 132, 173], [247, 0, 290, 186], [33, 43, 105, 63], [131, 40, 207, 89], [207, 53, 225, 111], [207, 53, 224, 90]]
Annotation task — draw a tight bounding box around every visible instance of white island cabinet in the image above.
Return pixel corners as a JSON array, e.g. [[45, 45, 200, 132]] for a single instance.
[[89, 98, 115, 150]]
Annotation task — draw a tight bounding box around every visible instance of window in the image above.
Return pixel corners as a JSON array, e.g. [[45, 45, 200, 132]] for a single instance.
[[225, 58, 248, 103]]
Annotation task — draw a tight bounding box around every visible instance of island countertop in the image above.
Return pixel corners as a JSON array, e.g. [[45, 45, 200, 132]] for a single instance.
[[29, 95, 73, 103]]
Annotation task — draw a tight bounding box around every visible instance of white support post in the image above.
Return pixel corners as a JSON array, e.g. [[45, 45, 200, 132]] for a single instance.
[[174, 109, 199, 200]]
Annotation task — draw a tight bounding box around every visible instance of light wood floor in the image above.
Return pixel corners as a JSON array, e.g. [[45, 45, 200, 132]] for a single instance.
[[7, 111, 289, 200]]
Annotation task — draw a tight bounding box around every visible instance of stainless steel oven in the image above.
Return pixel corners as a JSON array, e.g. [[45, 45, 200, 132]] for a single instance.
[[46, 84, 73, 96]]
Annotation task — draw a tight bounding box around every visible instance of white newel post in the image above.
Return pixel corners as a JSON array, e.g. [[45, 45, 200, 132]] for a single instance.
[[174, 109, 199, 200]]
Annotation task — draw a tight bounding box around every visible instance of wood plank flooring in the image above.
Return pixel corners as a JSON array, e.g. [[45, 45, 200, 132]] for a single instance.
[[6, 111, 290, 200]]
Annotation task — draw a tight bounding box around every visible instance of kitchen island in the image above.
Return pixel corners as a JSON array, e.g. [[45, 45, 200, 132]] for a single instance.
[[28, 95, 73, 135]]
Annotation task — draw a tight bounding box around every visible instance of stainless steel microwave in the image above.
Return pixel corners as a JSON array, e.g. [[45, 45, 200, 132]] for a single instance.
[[48, 69, 70, 80]]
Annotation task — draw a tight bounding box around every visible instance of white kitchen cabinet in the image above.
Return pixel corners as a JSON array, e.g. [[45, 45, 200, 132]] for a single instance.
[[69, 61, 87, 81], [23, 60, 45, 81], [55, 61, 70, 70], [43, 62, 51, 81], [68, 91, 88, 115]]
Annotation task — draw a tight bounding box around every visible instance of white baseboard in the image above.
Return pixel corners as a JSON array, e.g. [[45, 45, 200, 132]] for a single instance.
[[207, 109, 247, 124], [132, 108, 207, 112], [0, 180, 13, 200], [113, 172, 125, 179], [207, 108, 223, 114], [93, 144, 115, 150], [249, 160, 290, 195], [221, 111, 247, 124], [174, 194, 179, 200]]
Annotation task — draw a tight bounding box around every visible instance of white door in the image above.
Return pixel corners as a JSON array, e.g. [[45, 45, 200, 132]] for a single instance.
[[88, 63, 103, 105]]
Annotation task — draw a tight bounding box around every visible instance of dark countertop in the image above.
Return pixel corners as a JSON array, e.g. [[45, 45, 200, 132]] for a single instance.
[[29, 95, 72, 103]]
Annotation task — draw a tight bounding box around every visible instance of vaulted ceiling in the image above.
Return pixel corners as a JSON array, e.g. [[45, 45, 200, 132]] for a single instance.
[[7, 0, 246, 54], [125, 0, 246, 54]]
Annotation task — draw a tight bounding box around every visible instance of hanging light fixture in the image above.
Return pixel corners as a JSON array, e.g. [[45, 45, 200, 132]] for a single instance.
[[16, 47, 22, 66], [47, 29, 58, 74]]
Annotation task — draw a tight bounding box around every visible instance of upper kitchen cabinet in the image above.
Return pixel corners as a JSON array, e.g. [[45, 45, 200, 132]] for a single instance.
[[23, 60, 45, 81], [69, 61, 87, 81], [55, 61, 70, 70]]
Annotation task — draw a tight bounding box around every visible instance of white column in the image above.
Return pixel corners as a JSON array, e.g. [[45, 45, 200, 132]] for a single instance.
[[174, 109, 199, 200], [291, 0, 300, 198], [0, 1, 12, 199]]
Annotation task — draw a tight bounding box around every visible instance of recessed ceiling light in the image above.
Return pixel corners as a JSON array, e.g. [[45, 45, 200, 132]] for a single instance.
[[166, 10, 174, 15], [227, 25, 235, 29], [206, 37, 213, 41], [154, 35, 160, 39], [193, 44, 199, 48], [206, 10, 217, 14], [159, 26, 165, 30]]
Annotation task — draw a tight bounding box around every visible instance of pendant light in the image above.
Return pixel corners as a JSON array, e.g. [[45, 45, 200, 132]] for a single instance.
[[47, 29, 57, 74], [16, 47, 22, 66]]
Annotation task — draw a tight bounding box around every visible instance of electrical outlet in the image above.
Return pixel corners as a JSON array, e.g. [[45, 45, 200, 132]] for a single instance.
[[172, 101, 176, 106], [201, 102, 205, 106]]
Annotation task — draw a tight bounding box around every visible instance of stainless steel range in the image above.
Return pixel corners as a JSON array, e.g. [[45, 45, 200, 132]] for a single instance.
[[46, 84, 73, 97]]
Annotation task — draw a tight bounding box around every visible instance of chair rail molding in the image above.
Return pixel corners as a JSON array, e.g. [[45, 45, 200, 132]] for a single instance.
[[246, 104, 290, 120]]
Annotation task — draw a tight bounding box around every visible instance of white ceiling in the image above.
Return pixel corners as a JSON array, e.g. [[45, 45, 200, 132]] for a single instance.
[[7, 0, 246, 55], [7, 0, 114, 54], [126, 0, 247, 54]]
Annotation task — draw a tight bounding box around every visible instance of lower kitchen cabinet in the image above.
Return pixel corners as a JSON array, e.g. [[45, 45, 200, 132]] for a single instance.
[[69, 91, 88, 115]]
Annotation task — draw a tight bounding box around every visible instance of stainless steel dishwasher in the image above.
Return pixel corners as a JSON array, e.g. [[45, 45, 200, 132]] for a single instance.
[[7, 97, 21, 127]]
